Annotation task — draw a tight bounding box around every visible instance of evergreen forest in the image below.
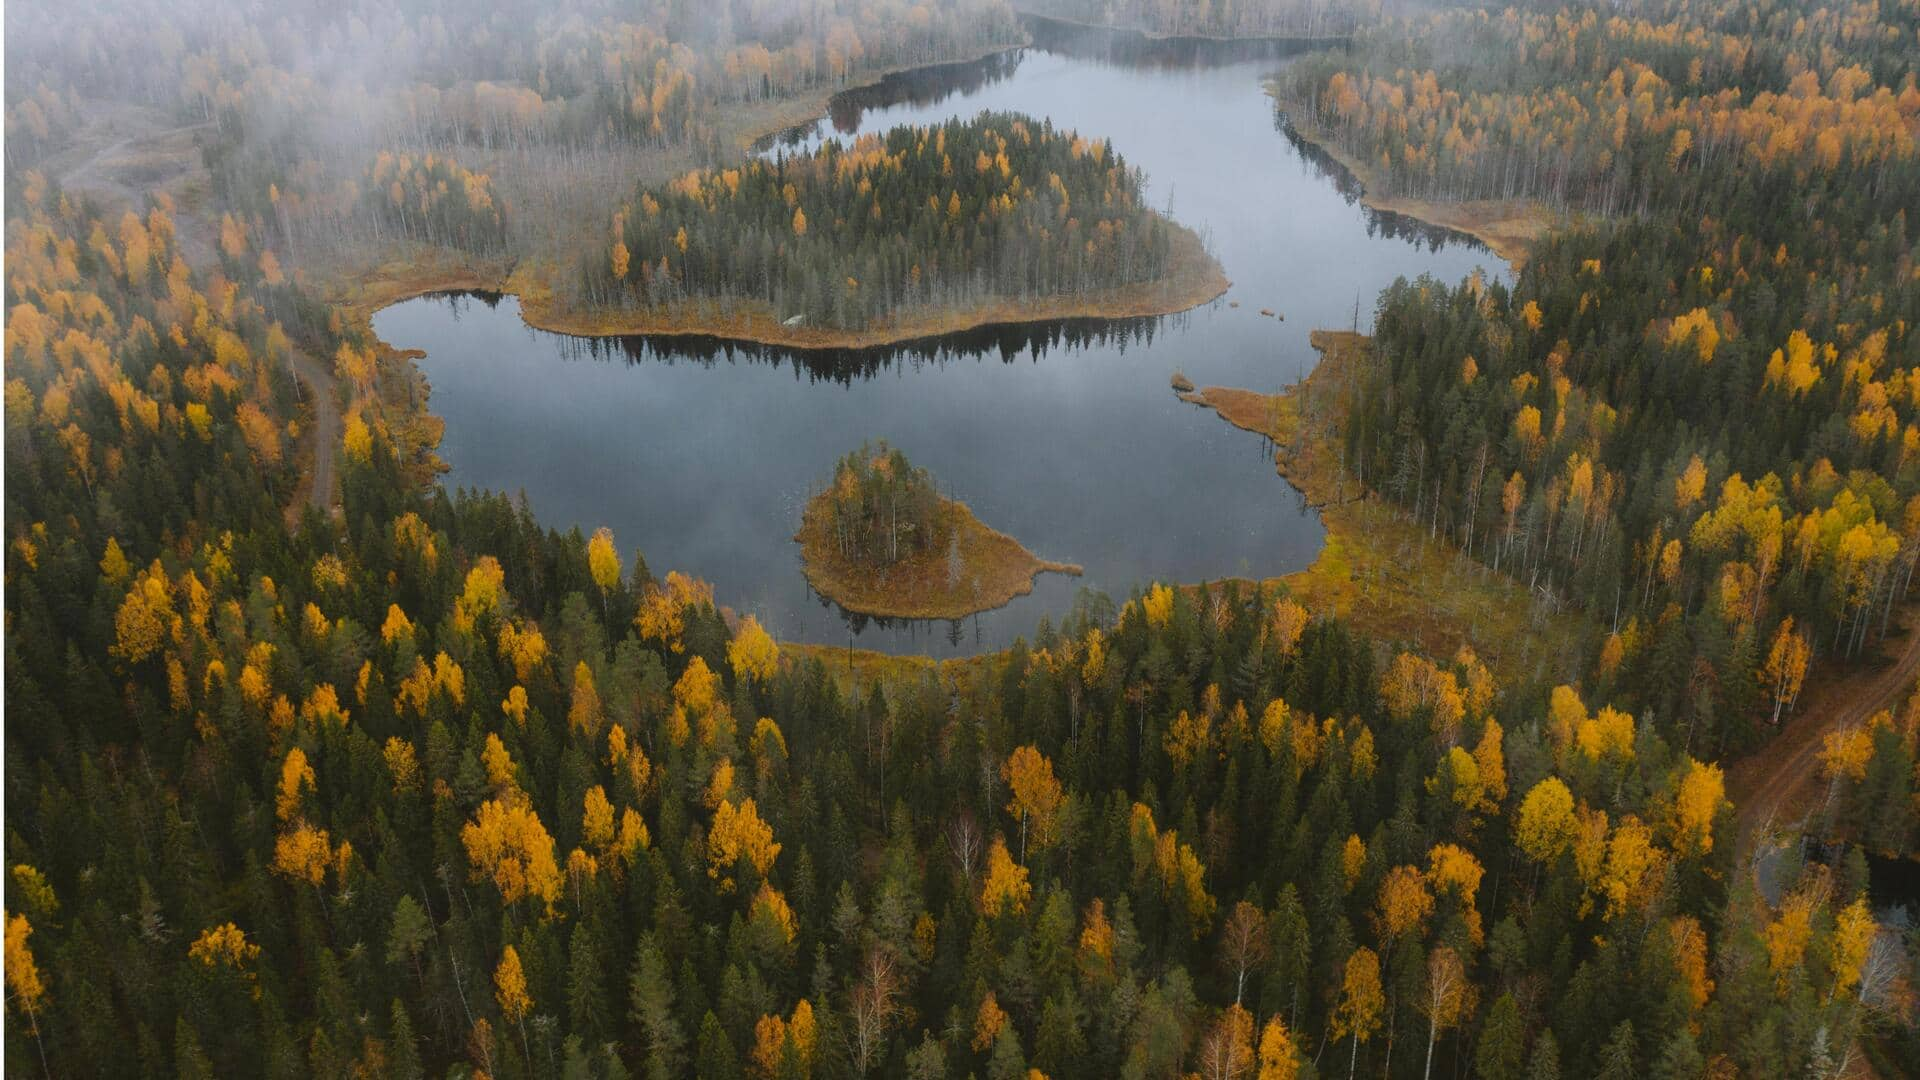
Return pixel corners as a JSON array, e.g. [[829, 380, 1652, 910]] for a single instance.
[[4, 0, 1920, 1078]]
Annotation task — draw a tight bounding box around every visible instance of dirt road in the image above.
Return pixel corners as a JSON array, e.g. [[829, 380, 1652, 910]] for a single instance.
[[285, 349, 341, 521], [1728, 606, 1920, 867]]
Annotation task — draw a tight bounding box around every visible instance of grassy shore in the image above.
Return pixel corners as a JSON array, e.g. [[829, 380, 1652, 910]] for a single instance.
[[795, 491, 1081, 621], [1267, 104, 1555, 271], [324, 247, 517, 327], [1180, 330, 1595, 685]]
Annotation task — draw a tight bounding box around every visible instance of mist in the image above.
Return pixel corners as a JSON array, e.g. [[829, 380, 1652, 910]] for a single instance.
[[5, 0, 1028, 276]]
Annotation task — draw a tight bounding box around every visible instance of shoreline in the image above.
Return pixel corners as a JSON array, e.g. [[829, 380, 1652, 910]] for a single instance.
[[1267, 105, 1552, 271], [336, 215, 1228, 352], [1177, 330, 1594, 683], [795, 490, 1082, 622], [514, 219, 1227, 349], [721, 39, 1029, 154]]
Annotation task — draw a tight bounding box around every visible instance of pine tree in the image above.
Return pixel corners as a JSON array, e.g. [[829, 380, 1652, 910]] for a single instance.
[[1475, 993, 1525, 1080], [1650, 1029, 1704, 1080], [1595, 1021, 1637, 1080], [388, 1000, 424, 1080], [1526, 1031, 1560, 1080], [567, 925, 610, 1045], [905, 1032, 947, 1080], [696, 1011, 741, 1080], [174, 1018, 215, 1080], [630, 936, 686, 1079], [986, 1024, 1027, 1080]]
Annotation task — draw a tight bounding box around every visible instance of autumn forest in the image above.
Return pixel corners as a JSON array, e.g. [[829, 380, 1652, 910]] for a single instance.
[[4, 1, 1920, 1079]]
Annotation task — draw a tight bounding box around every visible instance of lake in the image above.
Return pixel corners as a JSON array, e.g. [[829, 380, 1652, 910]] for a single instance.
[[371, 24, 1505, 656]]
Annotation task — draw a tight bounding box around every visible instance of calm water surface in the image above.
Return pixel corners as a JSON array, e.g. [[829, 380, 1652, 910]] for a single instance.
[[372, 35, 1504, 656]]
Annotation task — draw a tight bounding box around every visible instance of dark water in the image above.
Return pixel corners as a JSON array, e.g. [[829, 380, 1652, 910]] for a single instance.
[[1866, 851, 1920, 928], [372, 36, 1504, 656], [1793, 839, 1920, 930]]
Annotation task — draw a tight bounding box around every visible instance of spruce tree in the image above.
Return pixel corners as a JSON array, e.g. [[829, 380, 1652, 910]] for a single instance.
[[695, 1011, 740, 1080], [388, 1000, 424, 1080], [1475, 992, 1525, 1080]]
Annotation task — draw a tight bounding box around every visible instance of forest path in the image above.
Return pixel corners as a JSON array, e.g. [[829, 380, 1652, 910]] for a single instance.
[[1727, 604, 1920, 882], [284, 348, 342, 524]]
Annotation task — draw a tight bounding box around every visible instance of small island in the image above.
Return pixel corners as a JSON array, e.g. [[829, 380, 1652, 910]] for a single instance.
[[533, 111, 1227, 348], [796, 441, 1081, 620]]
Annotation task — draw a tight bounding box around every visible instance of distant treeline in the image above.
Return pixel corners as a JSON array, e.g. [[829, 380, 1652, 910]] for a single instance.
[[1020, 0, 1377, 38]]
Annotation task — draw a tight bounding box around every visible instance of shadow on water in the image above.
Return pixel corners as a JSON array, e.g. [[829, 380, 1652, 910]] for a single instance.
[[755, 49, 1029, 152], [1802, 837, 1920, 929], [1271, 107, 1499, 260], [806, 581, 984, 651], [1866, 851, 1920, 928], [429, 287, 1175, 385], [554, 312, 1171, 384]]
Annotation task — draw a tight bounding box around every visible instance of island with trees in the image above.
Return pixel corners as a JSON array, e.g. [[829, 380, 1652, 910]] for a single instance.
[[796, 441, 1081, 619], [535, 111, 1227, 347]]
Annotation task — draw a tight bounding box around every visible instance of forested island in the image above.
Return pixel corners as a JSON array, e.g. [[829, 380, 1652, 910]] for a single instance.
[[797, 442, 1081, 619], [537, 112, 1227, 346]]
